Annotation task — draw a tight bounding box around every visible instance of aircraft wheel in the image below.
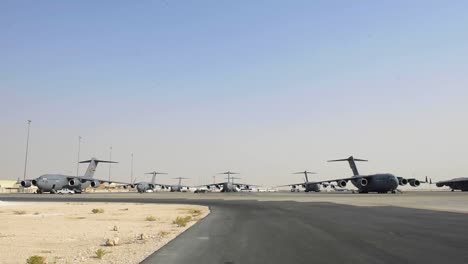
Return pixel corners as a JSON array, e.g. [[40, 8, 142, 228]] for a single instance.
[[51, 189, 57, 194], [451, 189, 455, 192]]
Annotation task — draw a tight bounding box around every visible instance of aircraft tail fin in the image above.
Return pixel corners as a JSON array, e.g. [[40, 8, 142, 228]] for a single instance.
[[293, 171, 316, 182], [80, 158, 118, 178], [173, 177, 189, 186], [328, 156, 367, 176]]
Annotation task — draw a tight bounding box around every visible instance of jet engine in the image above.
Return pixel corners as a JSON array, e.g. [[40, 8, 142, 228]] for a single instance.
[[358, 178, 368, 187], [436, 182, 444, 188], [21, 180, 32, 188], [90, 181, 100, 188], [68, 179, 80, 187], [337, 180, 347, 188], [399, 178, 408, 186], [409, 179, 420, 187]]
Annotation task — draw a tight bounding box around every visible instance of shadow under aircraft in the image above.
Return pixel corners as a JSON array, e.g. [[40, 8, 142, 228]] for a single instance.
[[21, 158, 128, 194], [314, 156, 427, 194]]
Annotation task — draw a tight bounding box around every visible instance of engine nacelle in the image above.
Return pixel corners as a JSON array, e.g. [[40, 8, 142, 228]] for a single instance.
[[206, 185, 211, 189], [21, 180, 32, 188], [90, 181, 100, 188], [399, 178, 408, 186], [68, 179, 80, 187], [436, 182, 444, 188], [337, 180, 347, 188], [358, 178, 368, 187], [409, 179, 420, 187]]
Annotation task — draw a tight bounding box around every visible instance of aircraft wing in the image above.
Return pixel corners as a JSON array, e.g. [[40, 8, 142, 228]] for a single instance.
[[399, 177, 429, 183], [312, 176, 369, 185], [72, 176, 131, 186], [232, 183, 258, 187], [202, 182, 228, 187], [436, 178, 468, 184], [276, 183, 306, 187]]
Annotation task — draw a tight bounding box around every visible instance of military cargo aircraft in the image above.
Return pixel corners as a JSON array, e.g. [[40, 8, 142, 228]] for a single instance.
[[203, 171, 256, 192], [20, 158, 128, 194], [435, 178, 468, 191], [314, 156, 426, 194], [165, 177, 191, 192], [133, 171, 168, 193], [277, 171, 322, 192]]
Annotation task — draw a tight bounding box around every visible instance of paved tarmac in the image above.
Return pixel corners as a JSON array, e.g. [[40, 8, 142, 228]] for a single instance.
[[2, 192, 468, 264]]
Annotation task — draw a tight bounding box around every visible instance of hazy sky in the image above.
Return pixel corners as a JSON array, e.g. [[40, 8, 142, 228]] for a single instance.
[[1, 1, 467, 186]]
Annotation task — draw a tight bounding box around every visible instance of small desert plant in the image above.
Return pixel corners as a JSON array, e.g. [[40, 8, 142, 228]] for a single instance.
[[26, 255, 46, 264], [158, 231, 170, 238], [145, 216, 157, 221], [92, 208, 105, 214], [173, 216, 192, 227], [14, 210, 27, 215], [189, 209, 202, 216], [95, 248, 109, 259]]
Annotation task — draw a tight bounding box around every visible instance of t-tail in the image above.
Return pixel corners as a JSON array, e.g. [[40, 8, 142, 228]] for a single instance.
[[293, 171, 316, 183], [173, 177, 189, 187], [79, 158, 118, 178], [145, 171, 168, 185], [328, 156, 367, 176]]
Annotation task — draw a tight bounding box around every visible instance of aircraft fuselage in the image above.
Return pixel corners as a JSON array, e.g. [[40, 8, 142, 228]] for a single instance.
[[34, 174, 89, 193], [351, 173, 398, 193], [304, 182, 320, 192]]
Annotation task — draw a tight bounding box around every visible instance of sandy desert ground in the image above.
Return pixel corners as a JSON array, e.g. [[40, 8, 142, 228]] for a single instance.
[[0, 202, 209, 264]]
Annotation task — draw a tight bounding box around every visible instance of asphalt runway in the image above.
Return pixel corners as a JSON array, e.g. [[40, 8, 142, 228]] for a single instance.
[[2, 192, 468, 264]]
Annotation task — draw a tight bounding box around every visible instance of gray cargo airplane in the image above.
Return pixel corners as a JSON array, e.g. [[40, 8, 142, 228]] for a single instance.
[[204, 171, 256, 192], [20, 158, 127, 194], [435, 178, 468, 191], [164, 177, 191, 192], [278, 171, 322, 192], [133, 171, 168, 193], [314, 156, 425, 194]]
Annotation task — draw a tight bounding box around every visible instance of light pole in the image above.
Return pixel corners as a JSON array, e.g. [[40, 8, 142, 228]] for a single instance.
[[108, 146, 112, 182], [23, 120, 32, 181], [76, 136, 82, 176], [130, 153, 134, 183]]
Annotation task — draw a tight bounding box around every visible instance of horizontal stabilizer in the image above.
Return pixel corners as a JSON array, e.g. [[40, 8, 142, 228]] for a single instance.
[[328, 157, 367, 162], [80, 159, 118, 164]]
